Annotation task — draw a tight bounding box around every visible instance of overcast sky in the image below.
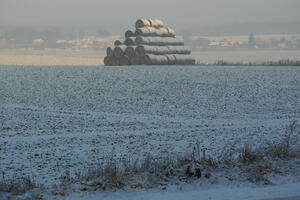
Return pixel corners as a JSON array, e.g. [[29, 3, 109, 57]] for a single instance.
[[1, 0, 299, 27]]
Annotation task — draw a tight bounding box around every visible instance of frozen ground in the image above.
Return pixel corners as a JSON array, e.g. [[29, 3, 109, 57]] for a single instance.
[[0, 65, 300, 197]]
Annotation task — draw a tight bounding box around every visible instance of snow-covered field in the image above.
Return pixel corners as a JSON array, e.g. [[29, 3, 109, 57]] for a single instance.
[[0, 65, 300, 198]]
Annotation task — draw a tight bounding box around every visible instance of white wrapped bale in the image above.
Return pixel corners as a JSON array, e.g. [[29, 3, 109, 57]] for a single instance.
[[135, 45, 191, 57], [114, 39, 124, 46], [166, 54, 176, 65], [111, 57, 120, 66], [166, 46, 191, 54], [173, 54, 196, 65], [143, 54, 169, 65], [135, 27, 175, 37], [142, 54, 195, 65], [130, 56, 142, 65], [135, 45, 170, 57], [135, 27, 159, 37], [120, 55, 130, 65], [124, 37, 136, 46], [104, 56, 112, 66], [125, 30, 135, 38], [113, 45, 126, 58], [124, 46, 136, 58], [135, 36, 184, 46], [106, 47, 114, 57]]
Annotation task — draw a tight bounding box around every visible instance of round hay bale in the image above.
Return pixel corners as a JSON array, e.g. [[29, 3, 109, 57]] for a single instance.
[[166, 46, 191, 54], [166, 27, 175, 37], [143, 54, 168, 65], [125, 30, 135, 38], [124, 37, 136, 46], [130, 56, 142, 65], [155, 28, 167, 37], [113, 45, 126, 58], [135, 27, 173, 37], [135, 36, 184, 46], [114, 39, 124, 46], [106, 47, 114, 57], [135, 27, 154, 36], [104, 56, 112, 66], [125, 46, 136, 58], [166, 54, 176, 65], [143, 54, 157, 65], [143, 54, 153, 65], [174, 54, 195, 65], [135, 45, 146, 57], [135, 19, 151, 28], [120, 55, 130, 65], [158, 55, 169, 65], [136, 45, 170, 57], [148, 19, 164, 28], [111, 57, 120, 66]]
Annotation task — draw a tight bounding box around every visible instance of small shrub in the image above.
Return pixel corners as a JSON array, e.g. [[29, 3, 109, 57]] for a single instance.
[[0, 174, 39, 195], [265, 121, 299, 159], [246, 161, 281, 184], [239, 144, 263, 164]]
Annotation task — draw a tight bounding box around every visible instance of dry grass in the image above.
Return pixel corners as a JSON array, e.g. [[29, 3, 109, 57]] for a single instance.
[[239, 121, 299, 163], [0, 174, 39, 195], [63, 121, 300, 191], [1, 122, 299, 196]]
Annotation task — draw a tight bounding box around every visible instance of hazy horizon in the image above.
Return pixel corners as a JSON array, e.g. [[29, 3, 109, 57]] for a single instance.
[[1, 0, 300, 28]]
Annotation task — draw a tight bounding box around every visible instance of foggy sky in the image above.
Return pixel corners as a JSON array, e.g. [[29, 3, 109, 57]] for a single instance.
[[1, 0, 299, 27]]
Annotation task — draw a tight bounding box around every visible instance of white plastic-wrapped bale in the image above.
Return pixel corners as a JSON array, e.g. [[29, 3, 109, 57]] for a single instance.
[[173, 54, 196, 65], [166, 54, 177, 65], [135, 27, 158, 37], [125, 30, 135, 38], [136, 45, 191, 56], [135, 27, 175, 37], [143, 54, 169, 65], [166, 46, 191, 54], [106, 47, 114, 57], [120, 55, 130, 65], [113, 45, 127, 58], [111, 57, 120, 66], [135, 36, 184, 46], [135, 45, 170, 57], [124, 46, 136, 58], [104, 56, 112, 66], [124, 37, 136, 46], [114, 39, 124, 46], [130, 56, 142, 65]]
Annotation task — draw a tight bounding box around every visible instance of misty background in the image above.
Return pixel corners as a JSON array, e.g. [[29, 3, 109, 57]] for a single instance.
[[1, 0, 300, 50]]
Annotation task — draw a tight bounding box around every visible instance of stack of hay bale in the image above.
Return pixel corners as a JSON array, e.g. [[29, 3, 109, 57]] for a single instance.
[[104, 19, 195, 66]]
